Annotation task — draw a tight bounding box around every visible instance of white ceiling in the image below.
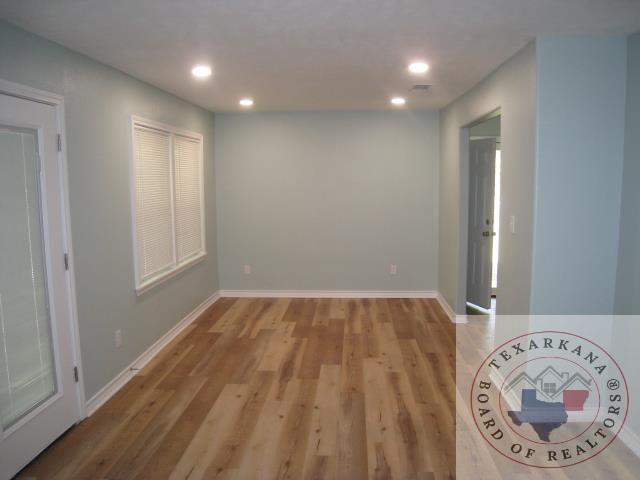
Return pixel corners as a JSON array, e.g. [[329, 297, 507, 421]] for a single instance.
[[1, 0, 639, 111]]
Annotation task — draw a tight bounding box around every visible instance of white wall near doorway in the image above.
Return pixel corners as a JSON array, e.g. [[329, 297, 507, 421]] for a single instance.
[[439, 42, 537, 315]]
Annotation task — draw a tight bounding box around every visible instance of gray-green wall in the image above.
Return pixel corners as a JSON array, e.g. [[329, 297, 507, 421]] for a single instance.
[[611, 29, 640, 457], [612, 28, 640, 432], [214, 111, 439, 292], [530, 36, 627, 314], [439, 43, 537, 315], [440, 37, 630, 316], [0, 21, 218, 398], [615, 32, 640, 314]]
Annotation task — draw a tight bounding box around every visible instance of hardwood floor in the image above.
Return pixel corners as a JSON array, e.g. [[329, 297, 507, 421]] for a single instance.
[[17, 297, 456, 480]]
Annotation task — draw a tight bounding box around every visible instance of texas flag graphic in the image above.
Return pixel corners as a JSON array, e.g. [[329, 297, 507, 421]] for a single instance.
[[505, 366, 592, 442]]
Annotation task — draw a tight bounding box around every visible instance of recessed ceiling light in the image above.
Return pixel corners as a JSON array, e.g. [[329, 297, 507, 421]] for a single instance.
[[191, 65, 212, 78], [391, 97, 406, 106], [239, 98, 254, 107], [408, 62, 429, 74]]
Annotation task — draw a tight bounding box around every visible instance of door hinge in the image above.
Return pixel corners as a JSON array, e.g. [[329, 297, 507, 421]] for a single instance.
[[64, 253, 69, 270], [57, 133, 62, 152], [73, 366, 79, 383]]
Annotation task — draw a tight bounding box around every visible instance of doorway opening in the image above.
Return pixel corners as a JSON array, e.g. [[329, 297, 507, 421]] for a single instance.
[[465, 113, 501, 316]]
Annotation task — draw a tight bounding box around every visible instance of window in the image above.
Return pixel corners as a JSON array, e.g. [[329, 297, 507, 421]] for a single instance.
[[130, 116, 205, 294], [542, 382, 556, 395]]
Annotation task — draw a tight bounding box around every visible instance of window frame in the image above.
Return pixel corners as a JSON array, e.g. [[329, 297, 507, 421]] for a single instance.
[[128, 115, 206, 295]]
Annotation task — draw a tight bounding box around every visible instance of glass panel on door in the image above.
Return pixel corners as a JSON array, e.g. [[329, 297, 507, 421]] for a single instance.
[[0, 126, 57, 431]]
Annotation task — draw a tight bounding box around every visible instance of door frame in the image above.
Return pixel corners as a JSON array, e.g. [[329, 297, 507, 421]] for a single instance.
[[458, 107, 501, 314], [0, 78, 86, 421]]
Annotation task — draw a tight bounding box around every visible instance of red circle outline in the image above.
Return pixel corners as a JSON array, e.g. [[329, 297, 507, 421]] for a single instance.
[[469, 330, 630, 469]]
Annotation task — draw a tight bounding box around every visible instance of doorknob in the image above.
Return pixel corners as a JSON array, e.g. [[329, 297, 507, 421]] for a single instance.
[[482, 231, 496, 237]]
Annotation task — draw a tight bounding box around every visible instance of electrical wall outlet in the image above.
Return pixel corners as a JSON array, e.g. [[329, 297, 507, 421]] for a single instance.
[[115, 329, 122, 348], [390, 263, 398, 275], [244, 264, 251, 274]]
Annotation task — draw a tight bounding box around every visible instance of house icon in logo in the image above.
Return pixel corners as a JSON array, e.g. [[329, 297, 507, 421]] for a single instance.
[[505, 366, 592, 411]]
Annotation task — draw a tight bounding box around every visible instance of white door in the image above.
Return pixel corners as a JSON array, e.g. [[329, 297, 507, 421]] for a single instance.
[[466, 138, 496, 310], [0, 92, 80, 479]]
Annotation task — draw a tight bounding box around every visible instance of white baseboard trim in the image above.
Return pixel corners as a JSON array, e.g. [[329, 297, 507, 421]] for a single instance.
[[219, 290, 438, 299], [619, 424, 640, 458], [85, 291, 220, 416], [219, 290, 466, 324], [436, 292, 467, 324]]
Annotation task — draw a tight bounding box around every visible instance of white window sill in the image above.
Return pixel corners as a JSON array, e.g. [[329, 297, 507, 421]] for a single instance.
[[135, 251, 206, 296]]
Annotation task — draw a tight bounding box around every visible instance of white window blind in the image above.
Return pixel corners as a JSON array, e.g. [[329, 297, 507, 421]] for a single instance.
[[133, 126, 174, 281], [174, 135, 204, 262], [130, 118, 205, 294]]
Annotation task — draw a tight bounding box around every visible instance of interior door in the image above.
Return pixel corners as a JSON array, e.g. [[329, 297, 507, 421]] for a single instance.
[[0, 92, 80, 479], [466, 138, 496, 310]]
